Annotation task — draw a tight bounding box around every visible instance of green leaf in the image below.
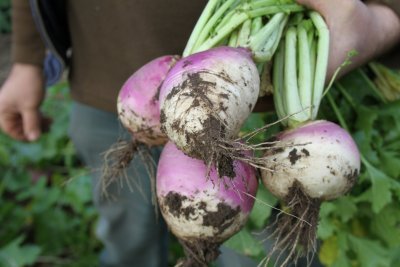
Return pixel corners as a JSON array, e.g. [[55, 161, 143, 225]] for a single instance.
[[348, 235, 390, 267], [378, 150, 400, 178], [318, 236, 339, 266], [355, 106, 378, 144], [365, 163, 393, 213], [249, 186, 277, 229], [0, 236, 41, 267], [331, 251, 352, 267], [331, 196, 357, 223], [370, 205, 400, 247], [225, 227, 264, 258], [330, 232, 352, 267], [390, 246, 400, 267], [317, 202, 337, 239]]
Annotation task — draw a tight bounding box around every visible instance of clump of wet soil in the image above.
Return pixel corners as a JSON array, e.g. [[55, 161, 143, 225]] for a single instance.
[[162, 191, 242, 266], [163, 191, 240, 234], [160, 71, 242, 178]]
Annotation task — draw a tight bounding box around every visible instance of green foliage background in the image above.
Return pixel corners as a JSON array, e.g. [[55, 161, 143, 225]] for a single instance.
[[0, 84, 101, 267]]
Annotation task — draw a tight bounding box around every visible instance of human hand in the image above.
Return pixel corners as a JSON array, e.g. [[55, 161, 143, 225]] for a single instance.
[[297, 0, 400, 79], [0, 63, 46, 141]]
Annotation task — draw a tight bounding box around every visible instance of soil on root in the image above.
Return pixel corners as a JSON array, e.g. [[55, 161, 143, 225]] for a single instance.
[[161, 71, 243, 179], [162, 191, 243, 266], [163, 191, 241, 234], [175, 239, 221, 267], [266, 180, 321, 267]]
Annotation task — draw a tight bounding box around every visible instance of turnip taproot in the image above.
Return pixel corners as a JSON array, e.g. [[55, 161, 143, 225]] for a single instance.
[[157, 142, 258, 266]]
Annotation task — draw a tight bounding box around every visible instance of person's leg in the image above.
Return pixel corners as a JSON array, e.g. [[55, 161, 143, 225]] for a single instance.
[[68, 101, 167, 267], [214, 246, 257, 267]]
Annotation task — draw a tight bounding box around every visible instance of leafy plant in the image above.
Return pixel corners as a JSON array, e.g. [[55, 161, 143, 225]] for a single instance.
[[0, 83, 101, 267], [0, 0, 11, 33]]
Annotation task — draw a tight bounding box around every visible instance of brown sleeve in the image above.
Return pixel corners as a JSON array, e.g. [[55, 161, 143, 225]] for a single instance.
[[12, 0, 46, 66]]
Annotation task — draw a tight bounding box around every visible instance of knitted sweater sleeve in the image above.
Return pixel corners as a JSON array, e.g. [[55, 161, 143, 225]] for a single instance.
[[12, 0, 45, 67]]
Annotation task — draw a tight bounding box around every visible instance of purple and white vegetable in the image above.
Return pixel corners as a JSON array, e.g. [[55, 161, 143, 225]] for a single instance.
[[262, 120, 360, 201], [258, 12, 361, 265], [159, 46, 260, 176], [102, 55, 178, 194], [118, 55, 179, 145], [157, 142, 258, 266]]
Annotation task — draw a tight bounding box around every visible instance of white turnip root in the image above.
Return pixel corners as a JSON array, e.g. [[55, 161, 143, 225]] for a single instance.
[[159, 46, 260, 177], [260, 122, 360, 264], [157, 142, 258, 266], [255, 12, 360, 266], [262, 120, 360, 201], [102, 55, 179, 195]]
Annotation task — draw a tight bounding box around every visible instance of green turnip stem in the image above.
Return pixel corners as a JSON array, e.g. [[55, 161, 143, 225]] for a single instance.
[[249, 13, 286, 52], [251, 17, 263, 35], [183, 0, 221, 57], [195, 4, 304, 53], [284, 27, 308, 127], [249, 5, 304, 18], [257, 63, 264, 75], [237, 19, 252, 47], [273, 42, 287, 123], [310, 11, 329, 119], [297, 22, 312, 118], [192, 0, 237, 53], [308, 28, 317, 94], [214, 5, 237, 32], [253, 28, 280, 62], [228, 30, 239, 47], [287, 12, 304, 26], [253, 13, 289, 62], [195, 12, 249, 53], [250, 0, 284, 9]]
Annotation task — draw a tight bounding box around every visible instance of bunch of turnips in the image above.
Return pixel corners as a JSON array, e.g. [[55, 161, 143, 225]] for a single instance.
[[102, 1, 361, 266]]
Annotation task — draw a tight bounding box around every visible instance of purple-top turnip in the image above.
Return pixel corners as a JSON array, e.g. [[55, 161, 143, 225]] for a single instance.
[[102, 55, 178, 195], [159, 46, 260, 177], [157, 142, 258, 266], [258, 12, 361, 266]]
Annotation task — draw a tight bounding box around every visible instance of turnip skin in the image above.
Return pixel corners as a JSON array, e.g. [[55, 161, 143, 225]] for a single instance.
[[157, 142, 258, 241], [156, 142, 258, 265], [159, 46, 260, 162], [118, 55, 179, 146], [261, 120, 360, 201]]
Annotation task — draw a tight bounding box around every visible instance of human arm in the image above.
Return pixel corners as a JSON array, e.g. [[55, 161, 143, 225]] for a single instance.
[[0, 0, 46, 142], [296, 0, 400, 79]]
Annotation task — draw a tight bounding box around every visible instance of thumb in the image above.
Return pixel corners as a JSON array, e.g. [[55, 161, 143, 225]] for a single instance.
[[22, 108, 42, 141]]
